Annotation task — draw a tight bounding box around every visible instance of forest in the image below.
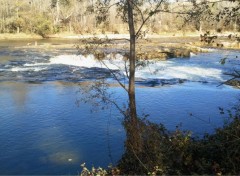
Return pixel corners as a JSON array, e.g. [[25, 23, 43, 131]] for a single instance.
[[0, 0, 239, 37]]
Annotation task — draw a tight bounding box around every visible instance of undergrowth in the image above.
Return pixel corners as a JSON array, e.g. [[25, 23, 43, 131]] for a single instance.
[[80, 104, 240, 175]]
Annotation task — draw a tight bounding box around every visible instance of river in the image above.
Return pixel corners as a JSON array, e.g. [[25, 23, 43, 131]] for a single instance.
[[0, 39, 239, 174]]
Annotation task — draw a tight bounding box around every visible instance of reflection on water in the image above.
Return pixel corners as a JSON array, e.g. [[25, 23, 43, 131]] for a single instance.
[[0, 82, 125, 175], [10, 83, 28, 110], [0, 82, 29, 112], [0, 81, 239, 174], [40, 151, 79, 165], [37, 126, 80, 165]]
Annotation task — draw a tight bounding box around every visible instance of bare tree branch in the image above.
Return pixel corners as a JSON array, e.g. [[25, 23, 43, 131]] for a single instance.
[[135, 0, 164, 38], [98, 59, 129, 92]]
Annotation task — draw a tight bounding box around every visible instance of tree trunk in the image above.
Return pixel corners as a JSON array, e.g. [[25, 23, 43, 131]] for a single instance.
[[69, 21, 72, 32], [56, 0, 60, 25], [16, 0, 19, 33], [126, 0, 142, 153]]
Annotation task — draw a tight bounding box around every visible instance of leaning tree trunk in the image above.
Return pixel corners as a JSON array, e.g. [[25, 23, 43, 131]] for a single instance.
[[126, 0, 142, 154]]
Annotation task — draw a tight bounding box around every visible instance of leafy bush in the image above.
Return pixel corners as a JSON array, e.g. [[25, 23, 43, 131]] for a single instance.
[[117, 105, 240, 175], [197, 106, 240, 175], [5, 17, 26, 33], [31, 15, 53, 38], [79, 102, 240, 175]]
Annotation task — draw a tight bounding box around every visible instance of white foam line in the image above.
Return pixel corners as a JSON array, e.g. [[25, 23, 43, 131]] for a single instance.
[[11, 67, 47, 72], [2, 53, 228, 82]]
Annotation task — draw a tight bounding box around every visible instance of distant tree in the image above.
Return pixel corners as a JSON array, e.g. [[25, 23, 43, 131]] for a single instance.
[[184, 0, 240, 32], [51, 0, 67, 25]]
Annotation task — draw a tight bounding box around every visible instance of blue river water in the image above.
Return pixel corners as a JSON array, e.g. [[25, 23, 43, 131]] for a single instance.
[[0, 41, 239, 174]]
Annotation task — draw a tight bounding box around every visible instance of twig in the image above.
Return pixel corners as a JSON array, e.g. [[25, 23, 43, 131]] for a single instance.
[[130, 143, 149, 173]]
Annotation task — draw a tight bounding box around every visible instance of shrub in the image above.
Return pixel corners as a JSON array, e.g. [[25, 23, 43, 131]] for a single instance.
[[5, 17, 26, 33], [117, 105, 240, 175], [80, 103, 240, 175], [32, 15, 53, 38]]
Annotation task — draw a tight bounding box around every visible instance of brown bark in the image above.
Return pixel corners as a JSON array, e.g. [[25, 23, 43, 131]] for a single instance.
[[126, 0, 142, 153]]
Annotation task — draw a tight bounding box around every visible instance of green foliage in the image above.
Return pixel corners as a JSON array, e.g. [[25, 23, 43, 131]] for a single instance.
[[199, 106, 240, 174], [0, 0, 239, 35], [116, 107, 240, 175], [79, 108, 240, 175], [3, 12, 53, 37], [32, 15, 53, 38], [6, 17, 26, 33], [118, 120, 193, 175], [184, 0, 240, 31]]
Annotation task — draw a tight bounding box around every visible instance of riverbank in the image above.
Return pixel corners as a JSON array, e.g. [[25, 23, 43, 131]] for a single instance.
[[0, 33, 42, 40], [0, 32, 199, 40], [10, 35, 210, 60], [2, 32, 239, 50], [1, 32, 239, 49]]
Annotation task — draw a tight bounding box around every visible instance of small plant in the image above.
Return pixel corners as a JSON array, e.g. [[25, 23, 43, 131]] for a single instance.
[[80, 163, 120, 176]]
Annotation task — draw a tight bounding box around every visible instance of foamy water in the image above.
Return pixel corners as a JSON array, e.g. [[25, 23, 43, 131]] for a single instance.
[[0, 50, 239, 84], [135, 62, 223, 82], [47, 54, 226, 82], [10, 66, 48, 72], [49, 54, 124, 70]]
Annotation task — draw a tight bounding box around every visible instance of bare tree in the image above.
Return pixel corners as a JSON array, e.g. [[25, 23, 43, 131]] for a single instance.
[[79, 0, 176, 154], [77, 1, 240, 164]]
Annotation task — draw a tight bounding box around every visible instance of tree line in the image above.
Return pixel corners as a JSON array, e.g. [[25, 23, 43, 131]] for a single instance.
[[0, 0, 239, 37]]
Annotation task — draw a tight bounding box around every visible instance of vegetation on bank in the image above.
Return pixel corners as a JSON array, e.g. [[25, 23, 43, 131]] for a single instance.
[[80, 105, 240, 175], [0, 0, 239, 38]]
